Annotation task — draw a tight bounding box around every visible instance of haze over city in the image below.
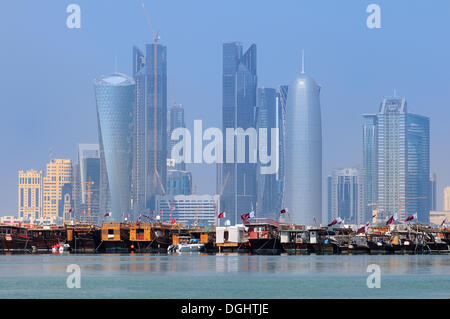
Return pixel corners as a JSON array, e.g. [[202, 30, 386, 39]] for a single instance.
[[1, 0, 450, 218]]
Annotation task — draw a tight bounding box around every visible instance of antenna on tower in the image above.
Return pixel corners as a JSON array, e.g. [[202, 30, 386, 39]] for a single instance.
[[301, 49, 305, 74]]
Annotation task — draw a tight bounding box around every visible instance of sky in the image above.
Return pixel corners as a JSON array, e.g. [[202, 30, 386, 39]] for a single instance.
[[0, 0, 449, 216]]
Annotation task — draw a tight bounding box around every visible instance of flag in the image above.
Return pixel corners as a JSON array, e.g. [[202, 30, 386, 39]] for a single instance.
[[441, 218, 447, 226], [357, 223, 369, 234], [249, 211, 255, 219], [405, 213, 417, 222], [386, 213, 398, 225], [136, 214, 142, 225], [81, 210, 86, 215], [68, 208, 72, 214], [171, 218, 176, 225], [280, 208, 288, 214], [218, 212, 226, 219], [104, 212, 111, 217], [328, 217, 342, 227], [241, 213, 250, 221]]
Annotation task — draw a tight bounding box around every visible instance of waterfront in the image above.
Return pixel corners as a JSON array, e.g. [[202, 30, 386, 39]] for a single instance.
[[0, 254, 449, 299]]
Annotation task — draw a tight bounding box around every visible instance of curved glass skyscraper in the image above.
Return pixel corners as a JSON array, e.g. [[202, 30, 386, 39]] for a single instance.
[[285, 68, 322, 225], [94, 73, 135, 220]]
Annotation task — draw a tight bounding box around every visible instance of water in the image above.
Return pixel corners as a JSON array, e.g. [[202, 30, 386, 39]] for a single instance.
[[0, 253, 449, 298]]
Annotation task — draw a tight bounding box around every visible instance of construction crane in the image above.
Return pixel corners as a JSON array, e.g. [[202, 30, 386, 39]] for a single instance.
[[141, 2, 161, 189]]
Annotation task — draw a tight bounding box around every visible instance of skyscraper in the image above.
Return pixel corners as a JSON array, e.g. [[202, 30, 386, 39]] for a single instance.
[[285, 56, 322, 226], [133, 43, 168, 214], [256, 88, 278, 219], [18, 169, 43, 220], [364, 95, 430, 222], [167, 102, 186, 171], [430, 173, 437, 211], [277, 85, 288, 214], [94, 73, 135, 220], [362, 114, 378, 222], [42, 159, 72, 219], [219, 42, 257, 225], [329, 168, 365, 225]]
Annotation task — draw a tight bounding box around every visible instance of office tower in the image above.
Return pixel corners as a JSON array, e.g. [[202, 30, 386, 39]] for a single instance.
[[166, 170, 192, 195], [77, 144, 100, 224], [167, 102, 186, 171], [366, 95, 430, 222], [133, 43, 168, 214], [71, 162, 81, 220], [17, 170, 43, 220], [42, 159, 72, 219], [329, 168, 365, 225], [407, 113, 430, 221], [94, 73, 135, 220], [256, 87, 278, 219], [362, 114, 378, 222], [277, 85, 288, 213], [219, 42, 257, 225], [444, 187, 450, 211], [60, 183, 73, 223], [285, 56, 322, 225], [429, 174, 437, 211]]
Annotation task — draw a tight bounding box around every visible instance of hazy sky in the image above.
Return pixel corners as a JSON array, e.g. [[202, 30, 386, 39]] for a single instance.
[[1, 0, 449, 216]]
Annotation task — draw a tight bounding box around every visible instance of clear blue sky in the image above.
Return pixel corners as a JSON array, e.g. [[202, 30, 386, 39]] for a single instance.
[[1, 0, 449, 216]]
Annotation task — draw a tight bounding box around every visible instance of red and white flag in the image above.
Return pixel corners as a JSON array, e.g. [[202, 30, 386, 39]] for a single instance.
[[171, 218, 176, 225], [241, 213, 250, 221], [441, 218, 447, 226], [328, 217, 342, 227], [405, 213, 417, 222], [280, 208, 288, 214], [218, 212, 226, 219], [104, 212, 111, 217], [68, 208, 72, 214], [356, 223, 369, 234], [386, 213, 398, 225]]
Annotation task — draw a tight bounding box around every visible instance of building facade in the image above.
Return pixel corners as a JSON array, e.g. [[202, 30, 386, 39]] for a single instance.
[[156, 194, 220, 225], [285, 65, 322, 226], [167, 102, 186, 171], [42, 159, 72, 219], [133, 43, 168, 214], [166, 170, 192, 195], [444, 187, 450, 211], [219, 42, 257, 225], [328, 168, 365, 225], [362, 114, 378, 222], [94, 73, 135, 220], [17, 170, 43, 220]]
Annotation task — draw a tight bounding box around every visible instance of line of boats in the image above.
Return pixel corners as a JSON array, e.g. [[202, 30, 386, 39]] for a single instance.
[[1, 219, 449, 255]]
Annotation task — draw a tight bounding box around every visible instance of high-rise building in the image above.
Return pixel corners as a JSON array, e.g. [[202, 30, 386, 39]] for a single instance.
[[364, 96, 430, 222], [18, 170, 43, 220], [277, 85, 288, 211], [94, 73, 135, 220], [362, 114, 378, 222], [42, 159, 72, 219], [219, 42, 257, 225], [430, 174, 437, 211], [167, 103, 186, 171], [285, 57, 322, 226], [329, 168, 365, 225], [407, 113, 430, 221], [77, 144, 101, 224], [133, 43, 168, 214], [444, 187, 450, 211], [256, 87, 278, 219]]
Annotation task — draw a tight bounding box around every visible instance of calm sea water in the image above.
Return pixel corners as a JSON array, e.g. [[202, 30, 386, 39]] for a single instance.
[[0, 253, 449, 299]]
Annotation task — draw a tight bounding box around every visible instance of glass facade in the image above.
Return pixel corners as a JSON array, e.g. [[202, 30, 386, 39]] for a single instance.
[[167, 103, 186, 171], [220, 42, 257, 225], [133, 43, 168, 214], [285, 72, 322, 225], [94, 73, 135, 220], [256, 88, 278, 219], [166, 170, 192, 195], [362, 114, 378, 222]]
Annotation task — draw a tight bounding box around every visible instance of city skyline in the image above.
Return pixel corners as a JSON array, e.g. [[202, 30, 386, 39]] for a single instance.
[[1, 1, 450, 217]]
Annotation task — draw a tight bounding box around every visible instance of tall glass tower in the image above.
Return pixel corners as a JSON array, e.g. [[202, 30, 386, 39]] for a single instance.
[[256, 88, 278, 219], [362, 114, 378, 222], [133, 43, 168, 213], [219, 42, 257, 225], [168, 102, 186, 171], [285, 60, 322, 226], [94, 73, 135, 220]]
